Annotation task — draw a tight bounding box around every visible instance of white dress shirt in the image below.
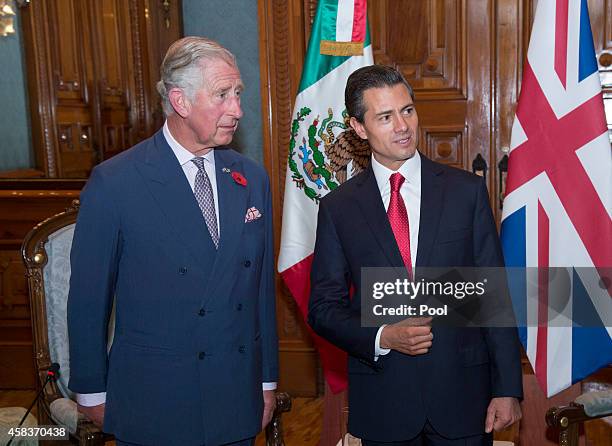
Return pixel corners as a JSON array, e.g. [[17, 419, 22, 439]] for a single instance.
[[371, 151, 422, 360], [77, 123, 275, 407], [163, 122, 221, 233]]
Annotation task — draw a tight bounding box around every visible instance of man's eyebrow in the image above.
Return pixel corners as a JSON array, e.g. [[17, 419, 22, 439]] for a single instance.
[[374, 103, 414, 117], [374, 109, 392, 117], [214, 83, 245, 93]]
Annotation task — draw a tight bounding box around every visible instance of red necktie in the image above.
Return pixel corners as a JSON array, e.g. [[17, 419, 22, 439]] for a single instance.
[[387, 173, 413, 278]]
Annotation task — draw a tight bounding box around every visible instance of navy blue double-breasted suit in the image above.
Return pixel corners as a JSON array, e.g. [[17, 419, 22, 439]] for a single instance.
[[67, 130, 278, 445], [308, 154, 523, 442]]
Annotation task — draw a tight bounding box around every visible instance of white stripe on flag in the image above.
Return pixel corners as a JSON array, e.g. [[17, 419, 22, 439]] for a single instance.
[[526, 326, 537, 373], [565, 0, 581, 89], [277, 45, 374, 273], [575, 133, 612, 221], [547, 326, 573, 396], [336, 0, 355, 42], [528, 0, 602, 117]]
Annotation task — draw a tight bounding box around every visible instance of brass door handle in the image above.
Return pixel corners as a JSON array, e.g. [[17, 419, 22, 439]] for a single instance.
[[599, 52, 612, 67]]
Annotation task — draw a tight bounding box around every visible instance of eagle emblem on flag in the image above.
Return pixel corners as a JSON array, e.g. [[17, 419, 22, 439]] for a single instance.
[[288, 107, 370, 202]]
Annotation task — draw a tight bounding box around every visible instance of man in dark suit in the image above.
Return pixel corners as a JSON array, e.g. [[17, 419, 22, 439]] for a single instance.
[[67, 37, 278, 446], [308, 65, 522, 445]]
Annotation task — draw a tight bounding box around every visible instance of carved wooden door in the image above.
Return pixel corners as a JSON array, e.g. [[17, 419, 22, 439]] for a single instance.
[[20, 0, 178, 178], [88, 0, 139, 163]]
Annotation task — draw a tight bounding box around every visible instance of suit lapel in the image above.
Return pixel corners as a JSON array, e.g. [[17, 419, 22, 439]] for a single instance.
[[355, 165, 406, 268], [203, 148, 247, 300], [416, 156, 445, 267], [135, 131, 217, 269]]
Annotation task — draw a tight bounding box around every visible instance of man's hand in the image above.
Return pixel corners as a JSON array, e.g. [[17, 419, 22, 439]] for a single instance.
[[261, 390, 277, 430], [380, 317, 433, 355], [484, 397, 521, 433], [77, 402, 105, 428]]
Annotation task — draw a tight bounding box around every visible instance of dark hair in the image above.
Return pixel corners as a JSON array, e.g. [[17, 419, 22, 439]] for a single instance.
[[345, 65, 414, 123]]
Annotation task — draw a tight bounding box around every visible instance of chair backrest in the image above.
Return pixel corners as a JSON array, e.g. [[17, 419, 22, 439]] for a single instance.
[[23, 200, 117, 405], [22, 201, 81, 405], [41, 222, 76, 399]]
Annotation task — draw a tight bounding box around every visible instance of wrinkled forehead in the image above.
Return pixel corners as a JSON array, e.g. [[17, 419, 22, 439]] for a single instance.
[[200, 58, 244, 89]]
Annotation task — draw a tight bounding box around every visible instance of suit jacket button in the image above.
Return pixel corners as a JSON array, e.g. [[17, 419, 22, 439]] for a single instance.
[[244, 260, 251, 268], [236, 304, 242, 311], [238, 345, 246, 353], [179, 267, 188, 275], [198, 309, 206, 317], [198, 352, 206, 359]]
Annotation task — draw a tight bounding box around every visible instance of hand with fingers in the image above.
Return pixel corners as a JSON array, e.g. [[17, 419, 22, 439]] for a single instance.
[[484, 397, 522, 433], [77, 403, 105, 428], [380, 316, 433, 355], [261, 389, 277, 430]]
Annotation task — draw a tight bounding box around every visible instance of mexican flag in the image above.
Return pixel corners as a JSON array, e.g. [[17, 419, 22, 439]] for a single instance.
[[278, 0, 373, 394]]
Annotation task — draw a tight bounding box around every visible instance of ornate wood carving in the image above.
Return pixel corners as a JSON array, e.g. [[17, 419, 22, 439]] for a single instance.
[[20, 1, 59, 177], [129, 0, 148, 140], [16, 0, 181, 179], [370, 0, 466, 100], [421, 125, 467, 169]]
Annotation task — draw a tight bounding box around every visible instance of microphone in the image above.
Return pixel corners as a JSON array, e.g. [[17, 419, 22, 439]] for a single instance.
[[47, 362, 60, 381], [6, 363, 61, 446]]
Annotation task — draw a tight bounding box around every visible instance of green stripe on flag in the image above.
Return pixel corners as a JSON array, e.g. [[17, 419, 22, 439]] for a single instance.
[[298, 2, 371, 93], [319, 0, 339, 42]]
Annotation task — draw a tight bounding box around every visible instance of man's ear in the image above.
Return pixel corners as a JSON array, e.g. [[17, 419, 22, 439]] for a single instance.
[[350, 116, 368, 140], [168, 88, 190, 118]]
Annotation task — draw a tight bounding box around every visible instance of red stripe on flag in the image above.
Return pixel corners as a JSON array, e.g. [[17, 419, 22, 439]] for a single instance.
[[351, 0, 367, 42], [554, 0, 569, 88], [280, 256, 348, 393], [535, 201, 549, 395]]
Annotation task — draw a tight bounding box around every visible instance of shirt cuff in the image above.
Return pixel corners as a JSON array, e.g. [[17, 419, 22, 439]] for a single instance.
[[76, 392, 107, 407], [262, 382, 277, 391], [374, 325, 391, 361]]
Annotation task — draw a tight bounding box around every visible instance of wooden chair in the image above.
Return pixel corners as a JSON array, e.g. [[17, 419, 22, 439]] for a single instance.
[[22, 201, 291, 445], [546, 390, 612, 446]]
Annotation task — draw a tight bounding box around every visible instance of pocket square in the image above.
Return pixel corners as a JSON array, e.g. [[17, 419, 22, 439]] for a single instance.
[[245, 207, 262, 223]]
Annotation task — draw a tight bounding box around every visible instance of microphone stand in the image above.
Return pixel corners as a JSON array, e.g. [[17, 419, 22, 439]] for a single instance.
[[6, 364, 59, 446]]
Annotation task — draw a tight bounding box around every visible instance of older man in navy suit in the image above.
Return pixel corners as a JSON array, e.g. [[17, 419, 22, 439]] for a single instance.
[[67, 37, 278, 446], [309, 65, 523, 445]]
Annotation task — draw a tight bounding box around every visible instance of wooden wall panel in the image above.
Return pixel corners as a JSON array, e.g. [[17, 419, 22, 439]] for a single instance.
[[0, 182, 83, 389], [49, 0, 97, 179], [93, 0, 138, 160], [16, 0, 182, 180], [371, 0, 465, 99]]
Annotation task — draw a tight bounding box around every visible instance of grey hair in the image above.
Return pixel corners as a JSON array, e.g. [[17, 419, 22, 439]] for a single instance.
[[157, 36, 237, 116]]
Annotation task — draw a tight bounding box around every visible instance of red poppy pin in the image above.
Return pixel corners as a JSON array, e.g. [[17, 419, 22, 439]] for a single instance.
[[231, 171, 247, 187]]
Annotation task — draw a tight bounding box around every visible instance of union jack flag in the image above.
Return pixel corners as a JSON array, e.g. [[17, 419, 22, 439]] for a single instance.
[[500, 0, 611, 397]]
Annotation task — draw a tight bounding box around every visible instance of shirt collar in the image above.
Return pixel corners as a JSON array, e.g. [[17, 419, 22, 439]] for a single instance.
[[163, 121, 215, 167], [371, 150, 421, 193]]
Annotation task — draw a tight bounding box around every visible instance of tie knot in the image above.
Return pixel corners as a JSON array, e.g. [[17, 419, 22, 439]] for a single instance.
[[389, 172, 405, 192], [191, 157, 206, 171]]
